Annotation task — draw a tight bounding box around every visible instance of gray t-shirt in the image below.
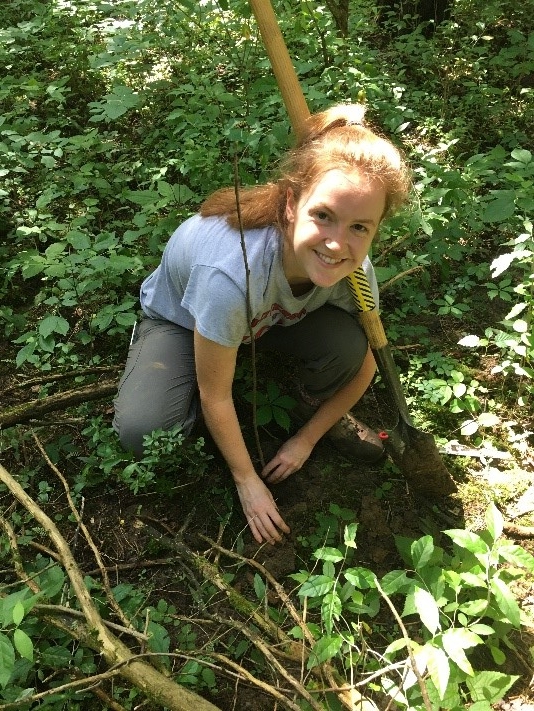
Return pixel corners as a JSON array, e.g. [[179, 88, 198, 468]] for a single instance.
[[140, 214, 379, 347]]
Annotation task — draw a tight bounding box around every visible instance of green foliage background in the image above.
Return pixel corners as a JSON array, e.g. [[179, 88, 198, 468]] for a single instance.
[[1, 0, 532, 441], [0, 0, 533, 708]]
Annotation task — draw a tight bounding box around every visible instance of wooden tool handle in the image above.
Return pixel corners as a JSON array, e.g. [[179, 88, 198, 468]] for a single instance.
[[249, 0, 388, 349], [248, 0, 310, 142]]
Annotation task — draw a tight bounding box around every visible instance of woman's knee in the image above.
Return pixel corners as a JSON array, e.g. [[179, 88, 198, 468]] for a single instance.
[[113, 407, 197, 457]]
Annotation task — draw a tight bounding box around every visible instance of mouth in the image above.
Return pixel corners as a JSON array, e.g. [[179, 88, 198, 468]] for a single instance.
[[314, 250, 345, 266]]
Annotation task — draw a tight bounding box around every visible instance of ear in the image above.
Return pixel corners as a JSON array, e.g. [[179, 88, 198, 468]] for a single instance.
[[285, 188, 296, 223]]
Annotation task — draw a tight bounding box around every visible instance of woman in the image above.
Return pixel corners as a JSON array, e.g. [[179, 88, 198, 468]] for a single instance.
[[113, 103, 410, 545]]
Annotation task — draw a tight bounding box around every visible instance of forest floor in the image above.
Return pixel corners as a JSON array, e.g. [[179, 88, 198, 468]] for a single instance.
[[76, 380, 534, 710], [1, 349, 533, 710]]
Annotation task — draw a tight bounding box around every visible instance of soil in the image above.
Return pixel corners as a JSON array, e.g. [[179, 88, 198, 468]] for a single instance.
[[1, 352, 533, 710]]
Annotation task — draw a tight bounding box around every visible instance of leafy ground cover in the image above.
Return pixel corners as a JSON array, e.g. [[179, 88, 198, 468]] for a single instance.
[[0, 0, 533, 709]]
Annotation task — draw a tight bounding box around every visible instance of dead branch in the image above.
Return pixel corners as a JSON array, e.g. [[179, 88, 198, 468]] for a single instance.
[[0, 462, 221, 711], [375, 579, 432, 711], [0, 381, 117, 428], [212, 613, 323, 711], [137, 518, 380, 710], [503, 522, 534, 538], [32, 430, 136, 632], [379, 265, 425, 294], [4, 366, 121, 394]]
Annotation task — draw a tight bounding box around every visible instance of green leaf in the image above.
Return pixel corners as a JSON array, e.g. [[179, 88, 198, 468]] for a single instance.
[[490, 577, 521, 627], [123, 189, 160, 206], [255, 405, 272, 426], [489, 645, 506, 664], [497, 542, 534, 572], [510, 148, 531, 164], [426, 644, 450, 699], [273, 405, 290, 431], [13, 629, 33, 662], [146, 621, 170, 654], [299, 575, 334, 598], [443, 529, 489, 554], [344, 522, 358, 548], [307, 634, 343, 668], [38, 564, 65, 599], [0, 633, 15, 688], [253, 573, 266, 601], [442, 628, 481, 674], [477, 412, 500, 428], [414, 586, 440, 635], [344, 567, 377, 589], [12, 602, 25, 627], [321, 591, 342, 635], [468, 624, 494, 636], [201, 666, 216, 689], [466, 671, 520, 703], [66, 231, 92, 250], [481, 191, 516, 223], [380, 569, 411, 595], [313, 547, 344, 563], [38, 314, 70, 339], [485, 502, 504, 542], [410, 535, 434, 570], [458, 599, 489, 616]]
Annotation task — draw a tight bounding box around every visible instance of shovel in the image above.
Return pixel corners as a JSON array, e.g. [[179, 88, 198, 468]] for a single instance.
[[249, 0, 457, 496]]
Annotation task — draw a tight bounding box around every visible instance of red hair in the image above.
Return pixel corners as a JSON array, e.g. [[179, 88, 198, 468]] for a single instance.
[[200, 103, 410, 230]]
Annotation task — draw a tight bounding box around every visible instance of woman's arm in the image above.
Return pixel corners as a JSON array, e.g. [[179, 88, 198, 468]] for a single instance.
[[193, 328, 290, 544], [262, 347, 377, 482]]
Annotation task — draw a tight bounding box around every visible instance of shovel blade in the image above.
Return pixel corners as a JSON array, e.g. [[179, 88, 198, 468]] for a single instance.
[[385, 418, 457, 496]]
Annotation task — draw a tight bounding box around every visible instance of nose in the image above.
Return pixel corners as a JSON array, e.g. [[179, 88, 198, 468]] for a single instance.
[[324, 227, 346, 251]]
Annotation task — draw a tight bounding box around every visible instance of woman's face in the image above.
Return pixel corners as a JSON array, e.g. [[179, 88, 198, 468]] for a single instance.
[[283, 169, 386, 290]]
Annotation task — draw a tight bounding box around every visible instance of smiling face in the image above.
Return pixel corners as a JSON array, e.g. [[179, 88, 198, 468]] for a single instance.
[[282, 169, 386, 292]]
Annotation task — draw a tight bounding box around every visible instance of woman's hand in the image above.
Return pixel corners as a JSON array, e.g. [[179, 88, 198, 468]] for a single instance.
[[261, 434, 314, 484], [235, 476, 291, 544]]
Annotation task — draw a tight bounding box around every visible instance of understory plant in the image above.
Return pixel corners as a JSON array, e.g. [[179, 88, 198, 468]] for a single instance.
[[290, 503, 534, 710]]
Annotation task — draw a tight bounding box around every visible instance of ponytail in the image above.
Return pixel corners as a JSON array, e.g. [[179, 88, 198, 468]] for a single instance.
[[200, 103, 410, 231]]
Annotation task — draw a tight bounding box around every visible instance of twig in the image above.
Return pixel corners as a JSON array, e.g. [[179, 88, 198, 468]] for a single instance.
[[0, 667, 123, 711], [0, 381, 117, 427], [202, 535, 315, 646], [374, 232, 412, 265], [379, 266, 425, 294], [375, 579, 432, 711], [0, 462, 222, 711], [31, 431, 136, 633], [34, 604, 148, 642], [4, 366, 121, 394], [0, 516, 41, 594], [211, 614, 323, 711], [233, 154, 265, 469], [198, 536, 379, 711], [82, 557, 180, 577], [503, 522, 534, 538]]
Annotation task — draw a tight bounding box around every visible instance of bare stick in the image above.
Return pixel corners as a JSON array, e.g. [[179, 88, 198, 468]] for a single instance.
[[233, 154, 265, 468], [0, 381, 117, 427], [0, 462, 221, 711], [31, 431, 136, 633], [375, 579, 432, 711]]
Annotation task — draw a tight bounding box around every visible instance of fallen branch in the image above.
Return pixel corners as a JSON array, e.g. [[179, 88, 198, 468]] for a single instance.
[[503, 522, 534, 538], [4, 366, 121, 394], [138, 518, 380, 710], [0, 381, 117, 428], [0, 462, 221, 711]]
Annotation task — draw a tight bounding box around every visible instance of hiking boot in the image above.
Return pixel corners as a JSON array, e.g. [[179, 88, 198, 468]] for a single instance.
[[292, 398, 385, 464]]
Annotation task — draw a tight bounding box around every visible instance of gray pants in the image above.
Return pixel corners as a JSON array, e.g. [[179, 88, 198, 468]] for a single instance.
[[113, 305, 368, 455]]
